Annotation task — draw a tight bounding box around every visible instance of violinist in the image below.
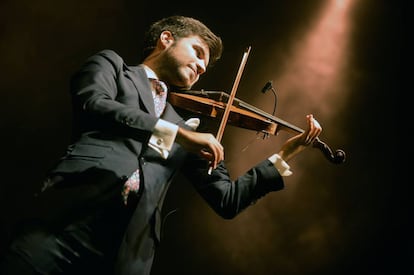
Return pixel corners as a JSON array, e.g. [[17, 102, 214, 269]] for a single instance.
[[0, 15, 322, 275]]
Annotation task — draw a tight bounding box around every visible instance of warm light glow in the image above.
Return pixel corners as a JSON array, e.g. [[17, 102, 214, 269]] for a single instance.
[[218, 1, 358, 271], [266, 0, 356, 135]]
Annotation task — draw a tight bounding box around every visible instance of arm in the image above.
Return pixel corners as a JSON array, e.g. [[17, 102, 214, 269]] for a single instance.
[[69, 50, 159, 141], [70, 50, 225, 166], [182, 154, 283, 219], [268, 114, 322, 175], [182, 114, 322, 219]]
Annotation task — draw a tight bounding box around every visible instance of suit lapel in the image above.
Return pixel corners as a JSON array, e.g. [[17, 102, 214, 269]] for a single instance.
[[125, 65, 188, 127], [127, 65, 156, 116]]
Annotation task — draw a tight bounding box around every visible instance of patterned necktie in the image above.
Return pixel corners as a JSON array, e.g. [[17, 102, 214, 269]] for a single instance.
[[121, 78, 168, 205], [151, 78, 168, 117]]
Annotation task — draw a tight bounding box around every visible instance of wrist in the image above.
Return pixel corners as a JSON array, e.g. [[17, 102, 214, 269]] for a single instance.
[[176, 127, 190, 145], [269, 153, 292, 176]]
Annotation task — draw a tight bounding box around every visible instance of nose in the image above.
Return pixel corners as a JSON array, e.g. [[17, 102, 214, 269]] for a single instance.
[[196, 60, 206, 75]]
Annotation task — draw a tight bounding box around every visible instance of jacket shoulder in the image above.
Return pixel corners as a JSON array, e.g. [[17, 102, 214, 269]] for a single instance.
[[83, 49, 126, 71], [96, 49, 123, 62]]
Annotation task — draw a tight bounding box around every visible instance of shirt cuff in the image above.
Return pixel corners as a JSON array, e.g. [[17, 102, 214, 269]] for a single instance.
[[184, 118, 200, 130], [268, 153, 292, 176], [149, 119, 179, 159]]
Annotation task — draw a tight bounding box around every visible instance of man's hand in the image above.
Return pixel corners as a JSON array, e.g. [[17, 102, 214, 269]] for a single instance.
[[278, 114, 322, 162], [176, 127, 224, 169]]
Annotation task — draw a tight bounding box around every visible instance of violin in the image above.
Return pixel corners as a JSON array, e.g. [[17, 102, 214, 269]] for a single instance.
[[168, 90, 346, 164], [169, 46, 345, 164]]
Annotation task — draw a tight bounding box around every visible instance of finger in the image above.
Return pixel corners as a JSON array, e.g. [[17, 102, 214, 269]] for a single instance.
[[210, 139, 224, 168], [217, 142, 224, 162], [305, 114, 321, 145], [214, 143, 224, 168], [207, 144, 218, 169], [200, 149, 214, 163], [312, 117, 322, 131], [304, 114, 314, 144], [205, 146, 219, 169], [308, 116, 322, 143]]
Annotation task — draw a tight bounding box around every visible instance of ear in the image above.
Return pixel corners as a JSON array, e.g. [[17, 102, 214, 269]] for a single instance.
[[159, 31, 174, 48]]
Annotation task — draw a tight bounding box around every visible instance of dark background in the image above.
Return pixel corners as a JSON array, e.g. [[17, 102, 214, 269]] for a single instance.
[[0, 0, 407, 274]]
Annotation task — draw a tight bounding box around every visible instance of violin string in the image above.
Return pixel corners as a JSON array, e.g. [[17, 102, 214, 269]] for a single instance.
[[241, 132, 269, 152]]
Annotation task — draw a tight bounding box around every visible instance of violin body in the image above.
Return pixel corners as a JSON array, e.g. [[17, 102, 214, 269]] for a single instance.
[[169, 91, 278, 135]]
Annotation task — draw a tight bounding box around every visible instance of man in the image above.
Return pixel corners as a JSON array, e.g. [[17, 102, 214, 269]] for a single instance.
[[0, 15, 322, 275]]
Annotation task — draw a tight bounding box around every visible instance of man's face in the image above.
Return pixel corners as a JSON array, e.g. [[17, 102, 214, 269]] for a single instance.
[[160, 35, 210, 90]]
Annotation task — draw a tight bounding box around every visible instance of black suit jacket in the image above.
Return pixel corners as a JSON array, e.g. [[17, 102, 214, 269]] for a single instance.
[[32, 49, 285, 275]]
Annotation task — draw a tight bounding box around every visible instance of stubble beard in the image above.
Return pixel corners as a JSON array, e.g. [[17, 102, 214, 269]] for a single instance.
[[159, 48, 192, 90]]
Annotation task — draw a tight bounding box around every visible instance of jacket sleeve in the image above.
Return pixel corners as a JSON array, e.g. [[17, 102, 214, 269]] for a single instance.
[[69, 49, 158, 141], [181, 153, 285, 219]]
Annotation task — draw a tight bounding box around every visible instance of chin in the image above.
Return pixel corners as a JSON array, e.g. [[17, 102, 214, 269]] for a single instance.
[[169, 84, 190, 91], [179, 81, 193, 91]]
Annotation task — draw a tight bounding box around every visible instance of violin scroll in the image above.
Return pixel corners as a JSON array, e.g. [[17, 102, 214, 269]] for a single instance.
[[313, 138, 346, 164]]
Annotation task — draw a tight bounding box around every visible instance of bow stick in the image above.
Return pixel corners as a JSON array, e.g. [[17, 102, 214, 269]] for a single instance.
[[208, 46, 251, 174]]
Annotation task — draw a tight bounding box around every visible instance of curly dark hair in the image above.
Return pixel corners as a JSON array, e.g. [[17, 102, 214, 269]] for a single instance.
[[142, 15, 223, 67]]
